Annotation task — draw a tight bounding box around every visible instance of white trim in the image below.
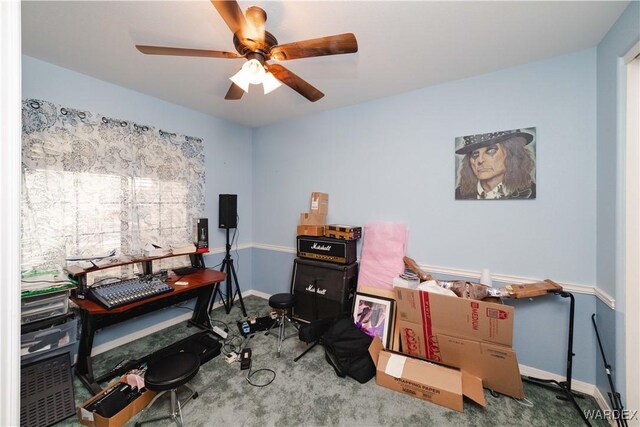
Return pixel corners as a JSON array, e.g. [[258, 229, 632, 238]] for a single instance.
[[592, 386, 617, 427], [623, 40, 640, 64], [252, 242, 296, 254], [206, 242, 253, 255], [250, 242, 615, 308], [624, 41, 640, 419], [244, 288, 272, 300], [0, 2, 22, 425], [422, 263, 615, 307], [519, 364, 596, 396]]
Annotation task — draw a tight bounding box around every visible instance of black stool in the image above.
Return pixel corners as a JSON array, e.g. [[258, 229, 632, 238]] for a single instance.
[[265, 293, 298, 356], [135, 352, 200, 427]]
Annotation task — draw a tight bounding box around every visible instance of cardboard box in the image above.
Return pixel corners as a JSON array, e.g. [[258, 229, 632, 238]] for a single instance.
[[78, 379, 155, 427], [299, 212, 327, 225], [394, 287, 523, 399], [368, 337, 486, 412], [297, 225, 325, 236], [395, 287, 513, 347], [310, 192, 328, 215]]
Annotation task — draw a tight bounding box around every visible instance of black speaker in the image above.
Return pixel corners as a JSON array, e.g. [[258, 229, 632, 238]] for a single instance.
[[219, 194, 237, 229], [291, 258, 358, 323]]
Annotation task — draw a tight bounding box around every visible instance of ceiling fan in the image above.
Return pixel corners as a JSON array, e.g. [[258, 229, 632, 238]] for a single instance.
[[135, 0, 358, 102]]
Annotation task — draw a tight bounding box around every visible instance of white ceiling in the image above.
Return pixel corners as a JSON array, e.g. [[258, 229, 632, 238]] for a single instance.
[[22, 1, 628, 128]]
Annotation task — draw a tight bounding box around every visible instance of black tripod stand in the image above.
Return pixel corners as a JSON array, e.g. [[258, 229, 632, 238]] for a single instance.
[[210, 227, 246, 317]]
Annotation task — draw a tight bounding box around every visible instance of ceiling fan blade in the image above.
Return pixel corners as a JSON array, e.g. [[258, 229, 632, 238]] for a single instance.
[[269, 33, 358, 61], [267, 64, 324, 102], [245, 6, 266, 44], [136, 45, 241, 59], [224, 82, 245, 100], [211, 0, 249, 37]]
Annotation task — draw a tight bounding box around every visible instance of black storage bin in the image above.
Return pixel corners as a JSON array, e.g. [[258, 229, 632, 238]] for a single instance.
[[21, 352, 76, 427]]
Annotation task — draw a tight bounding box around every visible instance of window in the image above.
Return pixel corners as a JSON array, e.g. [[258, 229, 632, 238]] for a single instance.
[[21, 99, 205, 276]]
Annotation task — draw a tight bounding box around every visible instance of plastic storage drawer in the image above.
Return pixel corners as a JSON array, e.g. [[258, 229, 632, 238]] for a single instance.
[[21, 316, 78, 362], [21, 290, 70, 325]]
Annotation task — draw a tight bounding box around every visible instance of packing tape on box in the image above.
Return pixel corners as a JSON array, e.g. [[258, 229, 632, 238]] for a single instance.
[[385, 354, 407, 378]]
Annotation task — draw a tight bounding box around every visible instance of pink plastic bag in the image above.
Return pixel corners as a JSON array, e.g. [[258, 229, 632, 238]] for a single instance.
[[357, 222, 408, 290]]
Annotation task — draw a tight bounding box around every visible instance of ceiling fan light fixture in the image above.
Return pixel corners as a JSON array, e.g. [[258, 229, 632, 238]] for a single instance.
[[262, 71, 282, 94], [244, 58, 265, 84], [229, 68, 250, 92]]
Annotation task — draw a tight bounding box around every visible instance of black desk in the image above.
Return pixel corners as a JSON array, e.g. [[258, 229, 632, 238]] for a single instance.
[[71, 269, 225, 394]]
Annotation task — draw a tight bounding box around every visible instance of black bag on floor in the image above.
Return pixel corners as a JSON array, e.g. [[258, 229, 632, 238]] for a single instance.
[[322, 318, 376, 384]]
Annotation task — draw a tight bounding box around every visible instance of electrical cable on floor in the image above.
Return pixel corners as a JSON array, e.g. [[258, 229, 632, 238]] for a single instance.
[[514, 397, 534, 408], [245, 360, 276, 388]]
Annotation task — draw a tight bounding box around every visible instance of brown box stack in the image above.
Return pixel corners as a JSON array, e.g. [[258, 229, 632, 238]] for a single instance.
[[297, 192, 329, 236]]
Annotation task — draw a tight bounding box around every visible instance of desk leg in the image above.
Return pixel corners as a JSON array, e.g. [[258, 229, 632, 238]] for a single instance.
[[76, 312, 102, 395], [190, 284, 215, 329]]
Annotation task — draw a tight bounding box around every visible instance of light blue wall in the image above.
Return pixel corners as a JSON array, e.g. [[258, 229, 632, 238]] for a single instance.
[[253, 49, 597, 284], [251, 49, 601, 382], [22, 55, 254, 348], [595, 0, 640, 406]]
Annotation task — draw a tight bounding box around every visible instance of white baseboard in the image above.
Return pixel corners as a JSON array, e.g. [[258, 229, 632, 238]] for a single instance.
[[243, 289, 271, 300], [519, 364, 596, 396]]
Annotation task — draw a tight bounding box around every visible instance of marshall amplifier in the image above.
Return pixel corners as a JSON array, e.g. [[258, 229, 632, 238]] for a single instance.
[[296, 236, 357, 265], [291, 258, 358, 323]]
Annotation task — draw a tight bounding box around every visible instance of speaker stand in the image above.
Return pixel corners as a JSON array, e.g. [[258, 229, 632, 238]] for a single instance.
[[210, 228, 246, 317]]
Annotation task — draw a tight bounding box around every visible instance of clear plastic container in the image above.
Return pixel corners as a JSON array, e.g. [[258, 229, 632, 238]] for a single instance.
[[21, 290, 70, 325], [21, 316, 77, 361]]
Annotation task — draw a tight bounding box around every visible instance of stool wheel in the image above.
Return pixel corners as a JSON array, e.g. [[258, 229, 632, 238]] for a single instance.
[[193, 392, 199, 399]]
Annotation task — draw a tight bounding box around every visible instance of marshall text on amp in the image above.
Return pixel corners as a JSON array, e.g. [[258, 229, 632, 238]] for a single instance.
[[296, 236, 357, 265]]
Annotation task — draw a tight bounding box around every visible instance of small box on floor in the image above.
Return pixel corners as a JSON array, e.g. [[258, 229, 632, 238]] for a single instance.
[[78, 378, 155, 427], [368, 337, 486, 412]]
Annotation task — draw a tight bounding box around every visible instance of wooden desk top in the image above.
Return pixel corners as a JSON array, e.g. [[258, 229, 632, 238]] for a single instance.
[[71, 268, 225, 315]]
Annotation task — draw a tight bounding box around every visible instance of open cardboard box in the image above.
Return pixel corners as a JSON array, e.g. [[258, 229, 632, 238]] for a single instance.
[[368, 336, 486, 412], [394, 287, 524, 399], [77, 378, 155, 427]]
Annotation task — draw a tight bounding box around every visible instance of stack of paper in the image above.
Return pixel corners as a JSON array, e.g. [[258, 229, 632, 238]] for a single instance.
[[143, 243, 171, 257], [170, 243, 196, 255]]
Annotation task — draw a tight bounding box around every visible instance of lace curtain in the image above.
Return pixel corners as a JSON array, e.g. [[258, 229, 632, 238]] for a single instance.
[[21, 99, 205, 274]]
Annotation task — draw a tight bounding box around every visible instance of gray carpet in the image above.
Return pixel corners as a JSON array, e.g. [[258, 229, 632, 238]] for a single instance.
[[55, 296, 606, 427]]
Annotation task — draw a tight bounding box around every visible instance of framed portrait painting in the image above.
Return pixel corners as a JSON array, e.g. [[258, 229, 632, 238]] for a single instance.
[[352, 293, 395, 348], [454, 127, 536, 200]]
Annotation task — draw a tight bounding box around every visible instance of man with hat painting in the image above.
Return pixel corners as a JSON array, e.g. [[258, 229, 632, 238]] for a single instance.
[[455, 128, 536, 200]]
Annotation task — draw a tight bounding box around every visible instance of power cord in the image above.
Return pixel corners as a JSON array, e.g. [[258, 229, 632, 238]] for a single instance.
[[245, 360, 276, 388]]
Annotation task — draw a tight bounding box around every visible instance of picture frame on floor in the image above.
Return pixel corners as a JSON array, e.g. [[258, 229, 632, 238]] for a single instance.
[[352, 293, 394, 348]]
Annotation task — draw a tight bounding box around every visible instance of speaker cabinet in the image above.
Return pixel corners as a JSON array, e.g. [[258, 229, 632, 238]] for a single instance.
[[218, 194, 237, 229], [291, 258, 358, 323]]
